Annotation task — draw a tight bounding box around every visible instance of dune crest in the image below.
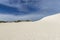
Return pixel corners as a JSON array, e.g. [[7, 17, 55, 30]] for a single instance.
[[0, 13, 60, 40]]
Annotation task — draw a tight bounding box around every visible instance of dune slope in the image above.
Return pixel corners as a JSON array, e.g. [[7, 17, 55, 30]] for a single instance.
[[0, 14, 60, 40]]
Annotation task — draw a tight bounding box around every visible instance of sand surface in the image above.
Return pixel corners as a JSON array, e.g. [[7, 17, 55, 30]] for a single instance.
[[0, 13, 60, 40]]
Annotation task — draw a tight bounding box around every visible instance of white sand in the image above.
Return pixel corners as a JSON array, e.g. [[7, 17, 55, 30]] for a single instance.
[[0, 13, 60, 40]]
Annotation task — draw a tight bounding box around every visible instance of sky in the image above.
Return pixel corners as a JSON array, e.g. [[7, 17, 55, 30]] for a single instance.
[[0, 0, 60, 21]]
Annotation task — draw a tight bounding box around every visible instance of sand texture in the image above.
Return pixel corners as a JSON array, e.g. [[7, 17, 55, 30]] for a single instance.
[[0, 14, 60, 40]]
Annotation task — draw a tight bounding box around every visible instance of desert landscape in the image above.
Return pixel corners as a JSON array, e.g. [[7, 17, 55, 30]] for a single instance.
[[0, 13, 60, 40]]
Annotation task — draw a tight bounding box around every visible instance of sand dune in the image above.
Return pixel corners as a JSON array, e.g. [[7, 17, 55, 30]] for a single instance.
[[0, 13, 60, 40]]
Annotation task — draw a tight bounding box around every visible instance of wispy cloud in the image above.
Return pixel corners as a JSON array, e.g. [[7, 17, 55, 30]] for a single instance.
[[0, 13, 44, 21], [0, 0, 60, 21]]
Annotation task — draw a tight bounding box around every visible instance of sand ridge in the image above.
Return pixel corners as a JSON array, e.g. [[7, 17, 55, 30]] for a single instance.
[[0, 13, 60, 40]]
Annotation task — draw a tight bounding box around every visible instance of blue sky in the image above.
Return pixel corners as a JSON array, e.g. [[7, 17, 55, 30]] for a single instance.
[[0, 0, 60, 21]]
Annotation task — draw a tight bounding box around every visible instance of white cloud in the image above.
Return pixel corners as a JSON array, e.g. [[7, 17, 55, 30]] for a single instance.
[[0, 13, 42, 21], [0, 0, 40, 11]]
